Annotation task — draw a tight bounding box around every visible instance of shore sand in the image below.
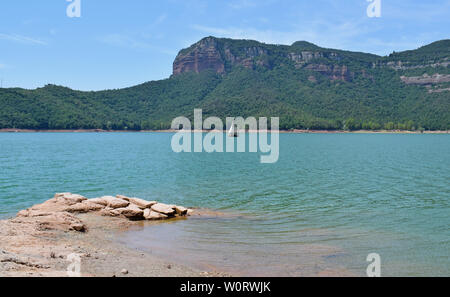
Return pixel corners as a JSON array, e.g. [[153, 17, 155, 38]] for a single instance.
[[0, 193, 228, 277]]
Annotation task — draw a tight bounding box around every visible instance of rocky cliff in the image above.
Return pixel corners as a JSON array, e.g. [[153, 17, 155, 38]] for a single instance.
[[173, 37, 357, 82], [173, 37, 450, 85]]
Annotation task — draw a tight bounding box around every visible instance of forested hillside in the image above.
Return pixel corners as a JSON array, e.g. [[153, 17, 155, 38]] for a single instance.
[[0, 37, 449, 131]]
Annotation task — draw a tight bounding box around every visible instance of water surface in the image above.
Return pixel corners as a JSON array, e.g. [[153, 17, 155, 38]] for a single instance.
[[0, 133, 448, 276]]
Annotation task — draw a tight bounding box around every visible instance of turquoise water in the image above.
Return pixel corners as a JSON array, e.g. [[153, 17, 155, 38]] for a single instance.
[[0, 133, 449, 276]]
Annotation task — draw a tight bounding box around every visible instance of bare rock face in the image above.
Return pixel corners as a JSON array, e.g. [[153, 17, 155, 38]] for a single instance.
[[151, 203, 176, 216], [400, 73, 450, 85], [173, 37, 226, 75], [305, 64, 352, 82]]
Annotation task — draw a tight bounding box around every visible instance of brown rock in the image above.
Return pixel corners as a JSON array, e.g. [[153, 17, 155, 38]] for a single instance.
[[151, 203, 176, 216], [88, 198, 109, 206], [114, 205, 144, 220], [143, 209, 168, 220], [13, 211, 86, 233], [66, 201, 105, 213], [174, 206, 188, 216], [54, 193, 87, 206], [117, 196, 157, 209], [101, 196, 130, 209]]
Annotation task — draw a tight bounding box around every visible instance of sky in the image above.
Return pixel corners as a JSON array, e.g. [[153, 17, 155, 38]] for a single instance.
[[0, 0, 449, 91]]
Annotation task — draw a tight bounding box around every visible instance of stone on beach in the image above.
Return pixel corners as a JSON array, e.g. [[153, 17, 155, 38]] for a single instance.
[[114, 204, 144, 220], [54, 193, 87, 206], [13, 211, 86, 233], [116, 195, 157, 209], [151, 203, 176, 216], [174, 206, 188, 216], [88, 198, 109, 206], [67, 201, 105, 213], [12, 193, 191, 233], [101, 196, 130, 209], [143, 209, 168, 220]]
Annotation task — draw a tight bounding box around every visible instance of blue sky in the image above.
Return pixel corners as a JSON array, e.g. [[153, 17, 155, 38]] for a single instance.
[[0, 0, 449, 91]]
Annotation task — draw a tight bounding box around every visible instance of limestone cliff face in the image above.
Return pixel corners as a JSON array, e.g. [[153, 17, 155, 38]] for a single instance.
[[173, 37, 225, 75], [173, 37, 354, 81], [172, 37, 449, 85]]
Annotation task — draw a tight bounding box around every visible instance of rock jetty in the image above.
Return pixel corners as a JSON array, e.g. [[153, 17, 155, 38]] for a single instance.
[[16, 193, 193, 232]]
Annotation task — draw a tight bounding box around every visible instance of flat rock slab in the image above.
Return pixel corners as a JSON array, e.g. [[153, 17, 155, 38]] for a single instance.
[[101, 196, 130, 209], [151, 203, 176, 216], [117, 196, 157, 209], [143, 209, 168, 220]]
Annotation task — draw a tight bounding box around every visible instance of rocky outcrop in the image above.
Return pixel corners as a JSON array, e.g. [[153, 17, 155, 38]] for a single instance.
[[173, 37, 226, 75], [400, 73, 450, 85], [173, 37, 354, 81], [13, 193, 193, 232], [305, 64, 353, 82]]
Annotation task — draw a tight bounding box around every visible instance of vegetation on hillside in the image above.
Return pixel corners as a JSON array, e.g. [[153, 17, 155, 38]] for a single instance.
[[0, 38, 449, 131]]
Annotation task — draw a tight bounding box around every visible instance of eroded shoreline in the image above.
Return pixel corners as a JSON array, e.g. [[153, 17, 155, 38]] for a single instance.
[[0, 193, 228, 277]]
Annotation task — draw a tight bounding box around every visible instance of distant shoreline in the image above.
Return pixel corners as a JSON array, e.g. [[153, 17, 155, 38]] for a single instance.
[[0, 128, 449, 134]]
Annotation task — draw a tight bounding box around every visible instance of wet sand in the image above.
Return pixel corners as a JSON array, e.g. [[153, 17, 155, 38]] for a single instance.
[[0, 208, 229, 277]]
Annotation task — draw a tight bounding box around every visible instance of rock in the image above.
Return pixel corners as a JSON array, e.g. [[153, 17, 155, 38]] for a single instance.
[[67, 201, 105, 213], [173, 206, 188, 216], [54, 193, 87, 206], [13, 211, 87, 233], [88, 198, 108, 206], [121, 269, 128, 275], [143, 209, 168, 220], [70, 223, 86, 232], [114, 205, 144, 220], [151, 203, 176, 216], [117, 196, 157, 209], [101, 196, 130, 209], [99, 209, 120, 217], [186, 209, 194, 216]]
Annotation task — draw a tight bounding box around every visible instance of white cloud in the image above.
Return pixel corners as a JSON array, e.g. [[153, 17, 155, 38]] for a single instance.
[[190, 18, 433, 56], [99, 33, 177, 55], [0, 33, 47, 45], [191, 20, 370, 48]]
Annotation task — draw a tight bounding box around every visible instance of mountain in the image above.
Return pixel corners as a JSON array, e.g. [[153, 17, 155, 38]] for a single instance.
[[1, 37, 449, 131]]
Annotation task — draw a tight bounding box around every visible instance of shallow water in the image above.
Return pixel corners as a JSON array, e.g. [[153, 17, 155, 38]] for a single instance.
[[0, 133, 449, 276]]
